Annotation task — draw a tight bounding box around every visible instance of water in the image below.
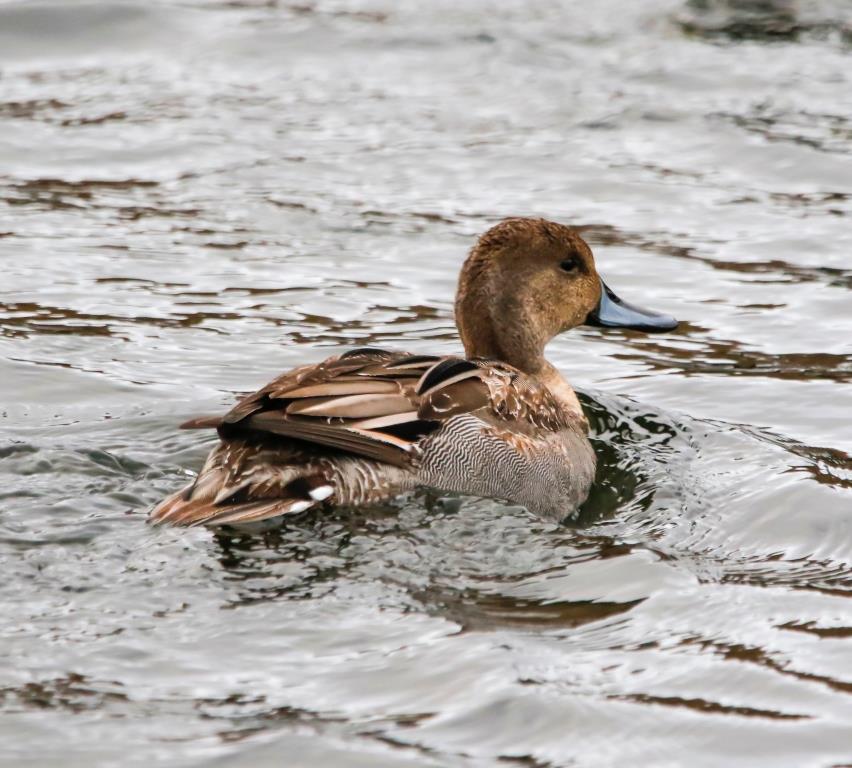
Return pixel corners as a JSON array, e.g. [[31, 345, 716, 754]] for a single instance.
[[1, 0, 851, 765]]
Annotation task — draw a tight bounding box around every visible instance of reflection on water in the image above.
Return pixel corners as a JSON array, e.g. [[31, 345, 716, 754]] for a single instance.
[[1, 0, 851, 766]]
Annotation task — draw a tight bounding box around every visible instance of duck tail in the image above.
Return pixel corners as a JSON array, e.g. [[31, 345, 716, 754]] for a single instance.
[[148, 488, 321, 528], [148, 441, 335, 528]]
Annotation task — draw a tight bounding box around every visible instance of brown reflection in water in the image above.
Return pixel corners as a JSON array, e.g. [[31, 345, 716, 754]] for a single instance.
[[0, 303, 119, 338], [169, 223, 255, 238], [791, 458, 852, 490], [0, 297, 448, 345], [611, 340, 852, 382], [59, 111, 129, 128], [778, 441, 852, 491], [196, 696, 350, 745], [727, 426, 852, 492], [91, 277, 395, 296], [267, 198, 318, 213], [412, 588, 642, 633], [778, 621, 852, 639], [0, 301, 242, 339], [701, 256, 852, 288], [7, 177, 158, 193], [0, 99, 69, 120], [685, 637, 852, 696], [728, 192, 850, 219], [611, 693, 808, 721], [0, 673, 127, 714], [769, 191, 851, 208], [719, 560, 852, 598], [359, 208, 468, 229], [95, 277, 190, 289], [0, 97, 144, 127], [3, 178, 199, 220]]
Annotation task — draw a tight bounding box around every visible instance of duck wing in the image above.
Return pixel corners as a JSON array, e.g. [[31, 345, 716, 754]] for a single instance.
[[183, 348, 443, 467]]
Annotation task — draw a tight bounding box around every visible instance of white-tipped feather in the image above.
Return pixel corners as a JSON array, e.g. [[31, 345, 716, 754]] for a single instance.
[[309, 485, 334, 501]]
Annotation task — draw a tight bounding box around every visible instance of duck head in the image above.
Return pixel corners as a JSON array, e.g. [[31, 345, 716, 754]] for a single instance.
[[455, 217, 677, 375]]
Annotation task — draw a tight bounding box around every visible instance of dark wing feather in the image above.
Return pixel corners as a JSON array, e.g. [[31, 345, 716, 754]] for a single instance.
[[417, 358, 481, 394]]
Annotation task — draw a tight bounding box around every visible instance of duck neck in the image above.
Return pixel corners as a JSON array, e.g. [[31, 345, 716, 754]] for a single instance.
[[457, 312, 585, 422], [459, 320, 548, 376]]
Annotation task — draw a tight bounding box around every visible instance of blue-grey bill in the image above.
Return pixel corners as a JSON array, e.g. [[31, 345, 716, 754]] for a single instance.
[[586, 277, 678, 333]]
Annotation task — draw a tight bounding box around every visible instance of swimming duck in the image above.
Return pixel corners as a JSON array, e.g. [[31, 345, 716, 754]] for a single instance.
[[150, 217, 677, 528]]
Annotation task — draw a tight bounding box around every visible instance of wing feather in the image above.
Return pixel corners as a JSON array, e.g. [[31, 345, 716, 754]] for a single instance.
[[285, 393, 414, 419], [245, 412, 414, 466], [283, 380, 400, 398]]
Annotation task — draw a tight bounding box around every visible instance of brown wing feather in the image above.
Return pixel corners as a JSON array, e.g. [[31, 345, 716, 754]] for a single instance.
[[286, 393, 415, 418], [417, 377, 491, 421]]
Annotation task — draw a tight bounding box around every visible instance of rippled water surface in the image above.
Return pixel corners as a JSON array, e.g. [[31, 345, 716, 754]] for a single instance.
[[2, 0, 851, 765]]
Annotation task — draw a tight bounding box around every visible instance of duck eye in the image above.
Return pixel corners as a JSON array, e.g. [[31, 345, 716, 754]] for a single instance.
[[559, 258, 577, 273]]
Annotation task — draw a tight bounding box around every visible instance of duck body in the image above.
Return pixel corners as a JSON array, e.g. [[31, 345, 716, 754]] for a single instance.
[[151, 348, 595, 527], [150, 218, 676, 529]]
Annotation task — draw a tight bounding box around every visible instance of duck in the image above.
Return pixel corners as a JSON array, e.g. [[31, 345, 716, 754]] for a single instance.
[[149, 217, 677, 529]]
